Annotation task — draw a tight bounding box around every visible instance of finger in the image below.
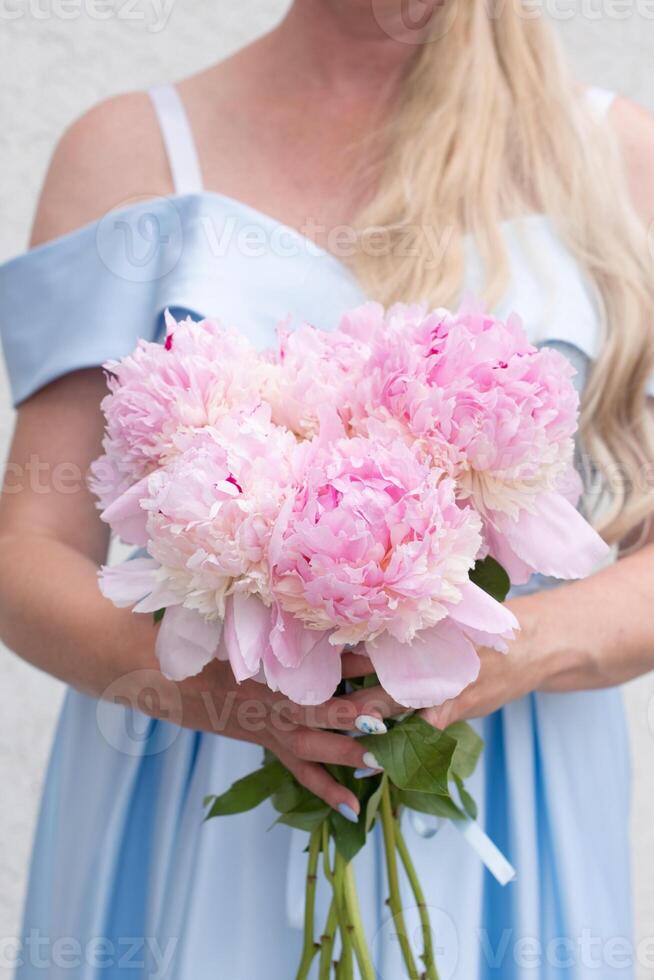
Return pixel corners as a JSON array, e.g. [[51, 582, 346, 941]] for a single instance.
[[275, 748, 361, 820], [278, 726, 381, 771], [285, 685, 403, 733], [420, 699, 460, 729], [340, 651, 375, 678]]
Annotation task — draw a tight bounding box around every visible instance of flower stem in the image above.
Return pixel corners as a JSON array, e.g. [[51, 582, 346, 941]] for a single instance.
[[334, 850, 355, 979], [380, 776, 420, 980], [295, 826, 322, 980], [342, 860, 376, 980], [319, 898, 338, 979], [395, 821, 440, 980]]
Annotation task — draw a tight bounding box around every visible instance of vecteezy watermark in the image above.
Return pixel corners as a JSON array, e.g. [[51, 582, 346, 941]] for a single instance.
[[371, 911, 654, 977], [95, 664, 388, 757], [371, 0, 654, 44], [0, 0, 175, 32], [478, 927, 654, 970], [0, 932, 178, 977], [373, 905, 459, 979], [96, 196, 184, 282], [96, 669, 184, 756], [5, 450, 654, 503], [92, 194, 457, 284]]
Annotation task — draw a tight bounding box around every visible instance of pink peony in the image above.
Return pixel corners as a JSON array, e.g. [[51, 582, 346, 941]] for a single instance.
[[262, 319, 370, 439], [347, 301, 610, 583], [89, 313, 268, 511], [270, 426, 483, 644]]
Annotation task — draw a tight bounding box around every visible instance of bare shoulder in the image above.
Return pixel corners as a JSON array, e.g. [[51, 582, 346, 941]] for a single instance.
[[608, 95, 654, 222], [30, 91, 173, 248]]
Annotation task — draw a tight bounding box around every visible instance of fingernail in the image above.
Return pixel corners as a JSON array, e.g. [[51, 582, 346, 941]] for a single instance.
[[354, 767, 377, 779], [337, 803, 359, 824], [362, 751, 381, 769], [355, 715, 387, 735]]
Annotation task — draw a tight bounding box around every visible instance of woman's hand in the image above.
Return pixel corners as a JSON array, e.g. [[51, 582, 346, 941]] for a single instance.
[[116, 651, 395, 821]]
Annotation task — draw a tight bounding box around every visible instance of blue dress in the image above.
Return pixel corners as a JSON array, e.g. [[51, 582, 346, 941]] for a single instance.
[[0, 189, 634, 979]]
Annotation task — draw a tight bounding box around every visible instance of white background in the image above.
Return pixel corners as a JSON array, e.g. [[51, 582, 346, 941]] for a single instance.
[[1, 1, 654, 976]]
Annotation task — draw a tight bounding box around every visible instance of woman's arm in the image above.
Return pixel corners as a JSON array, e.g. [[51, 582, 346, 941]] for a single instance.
[[420, 538, 654, 728], [419, 96, 654, 727], [0, 98, 384, 819]]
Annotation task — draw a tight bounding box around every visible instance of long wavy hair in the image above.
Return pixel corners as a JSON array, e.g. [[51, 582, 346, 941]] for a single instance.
[[352, 0, 654, 544]]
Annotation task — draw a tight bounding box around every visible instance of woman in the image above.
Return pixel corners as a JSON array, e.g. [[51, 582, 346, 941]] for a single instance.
[[1, 1, 654, 977]]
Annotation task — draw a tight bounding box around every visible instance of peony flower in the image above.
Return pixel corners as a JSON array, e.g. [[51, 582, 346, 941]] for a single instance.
[[89, 312, 268, 511], [270, 426, 483, 644], [348, 301, 610, 584], [98, 407, 298, 681], [263, 421, 518, 707], [262, 318, 371, 439]]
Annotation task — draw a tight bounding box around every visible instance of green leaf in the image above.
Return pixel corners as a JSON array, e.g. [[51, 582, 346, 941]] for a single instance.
[[452, 773, 478, 820], [205, 760, 288, 819], [277, 797, 330, 832], [359, 716, 457, 795], [446, 721, 484, 780], [271, 779, 306, 815], [469, 556, 510, 602], [153, 608, 165, 624], [329, 808, 368, 862], [364, 779, 384, 833], [398, 788, 464, 821]]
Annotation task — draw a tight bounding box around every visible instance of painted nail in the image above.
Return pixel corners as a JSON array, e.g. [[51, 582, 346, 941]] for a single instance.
[[355, 715, 387, 736], [337, 803, 359, 824], [354, 767, 377, 779], [362, 751, 381, 770]]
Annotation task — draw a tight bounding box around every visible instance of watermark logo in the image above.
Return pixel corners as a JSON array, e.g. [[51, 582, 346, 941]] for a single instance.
[[0, 0, 176, 32], [373, 905, 459, 980], [96, 668, 183, 756], [96, 195, 184, 283]]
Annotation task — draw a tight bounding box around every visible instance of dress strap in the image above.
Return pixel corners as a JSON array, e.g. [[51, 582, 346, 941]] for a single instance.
[[585, 86, 617, 120], [149, 84, 204, 196]]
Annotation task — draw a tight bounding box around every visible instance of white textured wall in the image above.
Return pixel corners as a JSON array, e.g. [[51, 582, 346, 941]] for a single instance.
[[1, 3, 654, 977]]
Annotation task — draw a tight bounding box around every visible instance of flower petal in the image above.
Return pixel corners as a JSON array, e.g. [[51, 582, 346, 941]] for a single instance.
[[495, 492, 611, 580], [224, 593, 271, 682], [263, 631, 343, 705], [447, 580, 519, 636], [100, 475, 150, 546], [483, 521, 533, 586], [270, 605, 323, 668], [155, 604, 222, 681], [98, 557, 159, 608], [367, 619, 480, 709], [132, 580, 182, 614]]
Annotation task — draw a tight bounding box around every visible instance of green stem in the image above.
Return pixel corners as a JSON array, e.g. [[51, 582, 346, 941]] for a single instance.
[[342, 860, 376, 980], [295, 827, 322, 980], [334, 850, 354, 980], [380, 777, 420, 980], [319, 898, 338, 980], [322, 822, 335, 885], [395, 821, 440, 980]]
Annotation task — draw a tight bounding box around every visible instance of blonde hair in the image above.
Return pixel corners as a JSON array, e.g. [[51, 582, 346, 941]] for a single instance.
[[353, 0, 654, 544]]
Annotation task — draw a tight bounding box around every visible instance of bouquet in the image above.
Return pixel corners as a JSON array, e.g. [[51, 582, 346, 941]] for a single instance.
[[92, 301, 608, 979]]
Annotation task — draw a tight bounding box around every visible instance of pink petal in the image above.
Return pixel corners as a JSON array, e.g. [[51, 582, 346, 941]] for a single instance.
[[367, 619, 481, 709], [98, 557, 159, 607], [132, 580, 183, 614], [447, 580, 519, 636], [483, 521, 533, 585], [495, 492, 611, 580], [263, 631, 343, 705], [100, 475, 150, 546], [155, 604, 222, 681], [270, 606, 323, 668], [224, 593, 271, 682]]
